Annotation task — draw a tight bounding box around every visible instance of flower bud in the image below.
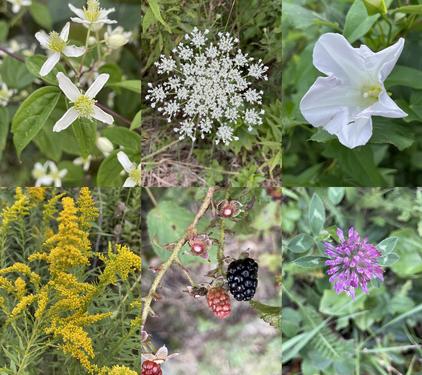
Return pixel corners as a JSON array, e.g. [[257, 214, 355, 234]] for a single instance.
[[217, 200, 242, 218], [96, 136, 114, 156], [363, 0, 387, 15], [105, 26, 132, 50]]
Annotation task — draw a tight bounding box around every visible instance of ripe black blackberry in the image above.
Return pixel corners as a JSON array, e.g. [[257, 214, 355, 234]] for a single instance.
[[227, 257, 258, 301]]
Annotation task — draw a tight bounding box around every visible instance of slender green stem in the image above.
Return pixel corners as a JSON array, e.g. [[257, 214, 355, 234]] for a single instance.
[[217, 219, 225, 275], [78, 27, 92, 78]]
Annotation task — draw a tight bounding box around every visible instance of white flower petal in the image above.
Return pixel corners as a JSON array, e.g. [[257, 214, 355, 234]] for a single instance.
[[40, 53, 60, 76], [123, 177, 136, 188], [86, 74, 110, 99], [337, 117, 373, 149], [60, 22, 70, 41], [36, 176, 53, 187], [57, 72, 81, 101], [12, 4, 20, 13], [35, 31, 50, 48], [68, 4, 85, 19], [70, 17, 87, 24], [117, 151, 133, 173], [63, 45, 85, 57], [300, 76, 361, 128], [358, 91, 407, 119], [92, 105, 114, 124], [313, 33, 367, 84], [53, 107, 79, 132], [100, 8, 116, 17]]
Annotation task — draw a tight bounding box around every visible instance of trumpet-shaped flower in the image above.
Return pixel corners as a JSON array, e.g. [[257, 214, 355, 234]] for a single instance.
[[324, 227, 384, 299], [300, 33, 407, 149], [117, 151, 141, 187], [35, 23, 85, 76], [6, 0, 31, 14], [69, 0, 117, 31], [54, 72, 114, 132]]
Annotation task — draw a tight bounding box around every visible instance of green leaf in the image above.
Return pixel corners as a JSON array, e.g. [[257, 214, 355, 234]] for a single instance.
[[108, 80, 142, 94], [102, 127, 141, 152], [378, 252, 400, 266], [0, 108, 10, 161], [371, 120, 414, 151], [376, 237, 398, 255], [33, 127, 63, 162], [344, 0, 379, 43], [26, 55, 66, 85], [130, 109, 142, 130], [97, 151, 124, 187], [147, 0, 172, 33], [363, 0, 387, 15], [386, 66, 422, 89], [249, 301, 281, 329], [12, 86, 61, 158], [294, 256, 328, 268], [320, 289, 366, 316], [0, 21, 9, 42], [328, 187, 345, 205], [99, 63, 123, 83], [0, 57, 34, 90], [29, 2, 52, 29], [287, 234, 314, 253], [72, 118, 97, 158], [389, 228, 422, 277], [392, 5, 422, 14], [308, 193, 325, 235]]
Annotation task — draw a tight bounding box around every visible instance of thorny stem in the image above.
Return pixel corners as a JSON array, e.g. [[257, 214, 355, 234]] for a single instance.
[[141, 187, 216, 329], [217, 219, 225, 275]]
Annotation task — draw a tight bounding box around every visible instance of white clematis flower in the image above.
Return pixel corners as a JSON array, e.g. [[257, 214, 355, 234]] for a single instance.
[[6, 0, 31, 14], [300, 33, 407, 149], [0, 83, 15, 107], [35, 23, 85, 76], [73, 155, 92, 171], [104, 26, 132, 49], [54, 72, 114, 132], [32, 162, 53, 187], [69, 0, 117, 31], [47, 161, 68, 187], [117, 151, 141, 187]]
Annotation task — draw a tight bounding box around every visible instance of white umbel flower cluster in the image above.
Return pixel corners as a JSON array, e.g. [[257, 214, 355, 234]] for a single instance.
[[146, 28, 268, 145]]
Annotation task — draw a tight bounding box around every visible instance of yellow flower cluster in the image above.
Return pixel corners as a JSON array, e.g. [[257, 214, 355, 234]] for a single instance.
[[42, 192, 66, 227], [10, 294, 36, 318], [107, 365, 139, 375], [0, 187, 29, 236], [35, 286, 49, 320], [27, 187, 46, 205], [78, 187, 99, 231]]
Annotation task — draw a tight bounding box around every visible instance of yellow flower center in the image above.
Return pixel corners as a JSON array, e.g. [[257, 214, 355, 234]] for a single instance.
[[129, 168, 141, 183], [74, 95, 95, 118], [83, 0, 101, 22], [362, 84, 382, 101], [48, 32, 66, 53]]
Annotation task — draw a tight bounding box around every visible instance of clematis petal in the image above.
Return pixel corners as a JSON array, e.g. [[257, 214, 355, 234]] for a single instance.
[[60, 22, 70, 41], [57, 72, 81, 101], [123, 177, 136, 188], [360, 38, 404, 81], [53, 107, 79, 132], [313, 33, 367, 83], [63, 45, 85, 57], [300, 76, 361, 129], [359, 90, 407, 119], [35, 31, 50, 48], [117, 151, 134, 173], [92, 105, 114, 124], [86, 74, 110, 99], [337, 117, 373, 149], [68, 4, 85, 18], [70, 17, 87, 24], [40, 53, 60, 76]]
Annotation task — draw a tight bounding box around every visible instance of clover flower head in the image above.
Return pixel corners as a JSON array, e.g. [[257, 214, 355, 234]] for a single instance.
[[324, 227, 384, 299], [300, 33, 407, 149], [117, 151, 141, 187], [54, 72, 114, 132], [146, 28, 268, 145], [6, 0, 31, 14], [35, 23, 86, 76], [0, 83, 15, 107], [69, 0, 117, 31]]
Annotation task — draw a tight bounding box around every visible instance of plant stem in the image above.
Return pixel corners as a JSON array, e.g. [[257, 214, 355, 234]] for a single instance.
[[217, 219, 225, 275], [78, 27, 91, 78], [141, 139, 181, 161], [95, 103, 131, 126], [141, 187, 216, 329], [0, 46, 24, 62]]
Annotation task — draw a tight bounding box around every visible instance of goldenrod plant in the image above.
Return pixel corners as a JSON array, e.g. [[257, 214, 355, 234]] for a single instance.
[[0, 187, 141, 374]]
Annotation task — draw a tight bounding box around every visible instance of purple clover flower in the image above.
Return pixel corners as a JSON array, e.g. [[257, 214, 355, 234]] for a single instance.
[[324, 227, 384, 299]]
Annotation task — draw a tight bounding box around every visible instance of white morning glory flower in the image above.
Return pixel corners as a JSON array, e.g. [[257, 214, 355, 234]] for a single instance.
[[117, 151, 141, 187], [35, 22, 86, 76], [69, 0, 117, 31], [104, 26, 132, 50], [300, 33, 407, 149], [0, 83, 15, 107], [6, 0, 31, 14], [54, 72, 114, 132]]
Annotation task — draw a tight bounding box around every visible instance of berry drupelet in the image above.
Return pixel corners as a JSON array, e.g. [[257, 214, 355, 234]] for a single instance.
[[142, 360, 162, 375]]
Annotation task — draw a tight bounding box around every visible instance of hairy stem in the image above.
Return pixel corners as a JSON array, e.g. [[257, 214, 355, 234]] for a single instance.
[[141, 187, 216, 329]]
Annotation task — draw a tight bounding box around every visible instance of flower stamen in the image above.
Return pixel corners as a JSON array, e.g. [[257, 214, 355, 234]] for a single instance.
[[48, 32, 66, 53], [74, 95, 96, 118]]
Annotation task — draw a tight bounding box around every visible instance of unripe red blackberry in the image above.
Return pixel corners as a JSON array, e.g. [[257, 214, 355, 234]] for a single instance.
[[227, 258, 258, 301], [142, 360, 162, 375], [207, 287, 231, 319]]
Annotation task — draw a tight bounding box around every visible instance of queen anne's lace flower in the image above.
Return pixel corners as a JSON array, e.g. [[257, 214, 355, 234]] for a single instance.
[[324, 227, 384, 299], [146, 28, 268, 145]]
